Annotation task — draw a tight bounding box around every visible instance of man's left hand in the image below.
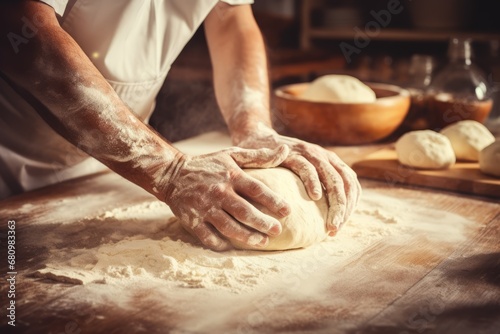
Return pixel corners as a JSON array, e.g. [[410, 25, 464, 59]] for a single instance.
[[235, 124, 362, 235]]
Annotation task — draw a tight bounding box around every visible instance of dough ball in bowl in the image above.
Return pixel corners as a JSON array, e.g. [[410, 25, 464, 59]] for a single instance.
[[440, 120, 495, 161], [396, 130, 456, 169], [231, 168, 329, 251], [300, 75, 376, 103], [480, 140, 500, 178]]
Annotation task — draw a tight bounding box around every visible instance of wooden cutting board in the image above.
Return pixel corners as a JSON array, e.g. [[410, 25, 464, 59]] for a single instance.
[[352, 148, 500, 198]]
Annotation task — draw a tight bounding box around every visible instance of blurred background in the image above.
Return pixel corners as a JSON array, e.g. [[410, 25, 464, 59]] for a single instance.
[[149, 0, 500, 142]]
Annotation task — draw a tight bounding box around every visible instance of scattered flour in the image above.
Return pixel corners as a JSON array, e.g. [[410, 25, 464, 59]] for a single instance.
[[33, 190, 472, 293], [98, 200, 169, 221]]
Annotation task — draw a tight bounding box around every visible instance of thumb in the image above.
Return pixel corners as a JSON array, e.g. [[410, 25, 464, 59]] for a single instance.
[[229, 145, 289, 168]]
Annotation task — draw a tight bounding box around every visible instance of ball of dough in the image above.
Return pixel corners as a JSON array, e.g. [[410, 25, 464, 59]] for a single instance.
[[440, 120, 495, 161], [231, 168, 328, 251], [301, 75, 376, 103], [479, 140, 500, 178], [395, 130, 456, 169]]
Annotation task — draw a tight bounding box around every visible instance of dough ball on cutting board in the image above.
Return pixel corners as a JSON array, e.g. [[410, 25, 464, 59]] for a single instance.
[[440, 120, 495, 161], [480, 140, 500, 178], [301, 75, 377, 103], [395, 130, 456, 169], [231, 168, 329, 251]]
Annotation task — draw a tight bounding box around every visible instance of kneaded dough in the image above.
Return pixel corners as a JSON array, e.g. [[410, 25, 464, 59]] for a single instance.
[[440, 120, 495, 161], [479, 140, 500, 178], [395, 130, 456, 169], [231, 168, 329, 251], [301, 75, 376, 103]]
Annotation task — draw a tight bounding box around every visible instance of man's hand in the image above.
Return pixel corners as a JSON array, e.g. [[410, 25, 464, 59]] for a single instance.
[[161, 145, 292, 251], [235, 124, 362, 235], [204, 3, 360, 234]]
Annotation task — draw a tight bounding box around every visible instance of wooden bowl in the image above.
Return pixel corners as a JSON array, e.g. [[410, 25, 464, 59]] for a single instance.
[[273, 82, 411, 145]]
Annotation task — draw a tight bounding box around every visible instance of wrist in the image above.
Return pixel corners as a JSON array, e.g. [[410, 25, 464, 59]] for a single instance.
[[151, 150, 188, 202], [111, 141, 186, 202], [229, 117, 277, 146]]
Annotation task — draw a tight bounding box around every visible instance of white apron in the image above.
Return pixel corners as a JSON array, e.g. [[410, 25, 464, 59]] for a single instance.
[[0, 0, 253, 199]]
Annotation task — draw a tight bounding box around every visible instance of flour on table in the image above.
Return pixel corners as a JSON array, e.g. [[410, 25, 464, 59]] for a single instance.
[[33, 190, 472, 293]]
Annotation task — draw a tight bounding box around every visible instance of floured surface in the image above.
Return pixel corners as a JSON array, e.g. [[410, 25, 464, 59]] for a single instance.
[[1, 131, 497, 333], [18, 181, 484, 334], [32, 189, 473, 293]]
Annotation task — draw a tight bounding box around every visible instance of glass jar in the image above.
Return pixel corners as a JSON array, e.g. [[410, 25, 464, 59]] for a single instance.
[[427, 38, 493, 129]]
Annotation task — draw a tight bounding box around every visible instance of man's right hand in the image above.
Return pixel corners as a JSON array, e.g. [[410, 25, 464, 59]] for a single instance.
[[161, 145, 292, 251]]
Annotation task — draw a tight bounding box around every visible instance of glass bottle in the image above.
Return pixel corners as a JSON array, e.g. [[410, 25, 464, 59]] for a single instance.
[[485, 40, 500, 136], [402, 54, 435, 130], [427, 38, 493, 129]]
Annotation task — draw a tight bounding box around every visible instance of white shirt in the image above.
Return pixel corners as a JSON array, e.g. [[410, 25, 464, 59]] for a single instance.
[[0, 0, 253, 199]]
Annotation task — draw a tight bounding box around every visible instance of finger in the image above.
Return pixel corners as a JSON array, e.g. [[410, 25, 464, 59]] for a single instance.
[[283, 147, 345, 230], [190, 222, 233, 251], [208, 209, 269, 248], [229, 145, 290, 168], [329, 155, 362, 223], [281, 155, 322, 201], [234, 173, 291, 218], [312, 156, 347, 232], [224, 201, 283, 237]]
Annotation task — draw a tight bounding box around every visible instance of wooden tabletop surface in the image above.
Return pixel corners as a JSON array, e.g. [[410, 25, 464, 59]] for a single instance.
[[0, 140, 499, 334]]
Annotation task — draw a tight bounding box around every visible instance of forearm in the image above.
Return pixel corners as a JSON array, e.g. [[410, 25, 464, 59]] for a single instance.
[[0, 3, 180, 197], [205, 4, 276, 145]]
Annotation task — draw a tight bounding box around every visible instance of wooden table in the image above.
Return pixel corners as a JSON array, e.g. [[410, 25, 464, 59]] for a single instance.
[[1, 138, 499, 334]]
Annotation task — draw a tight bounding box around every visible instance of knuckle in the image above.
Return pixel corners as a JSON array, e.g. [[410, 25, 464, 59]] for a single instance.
[[209, 183, 227, 197], [249, 219, 270, 233], [227, 201, 253, 222], [195, 227, 225, 250], [237, 206, 269, 230], [203, 239, 227, 251], [330, 190, 346, 206], [247, 181, 265, 197], [228, 169, 243, 182], [296, 142, 309, 152], [238, 206, 254, 222]]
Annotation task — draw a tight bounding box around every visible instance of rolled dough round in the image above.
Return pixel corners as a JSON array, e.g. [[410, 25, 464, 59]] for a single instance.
[[395, 130, 456, 169], [231, 168, 328, 251], [440, 120, 495, 161], [301, 75, 376, 103], [479, 140, 500, 178]]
